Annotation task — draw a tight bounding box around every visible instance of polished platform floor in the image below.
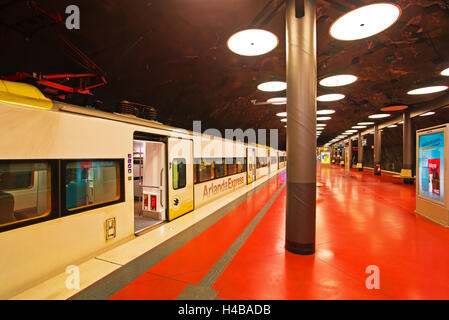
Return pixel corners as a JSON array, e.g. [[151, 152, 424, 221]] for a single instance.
[[73, 165, 449, 300]]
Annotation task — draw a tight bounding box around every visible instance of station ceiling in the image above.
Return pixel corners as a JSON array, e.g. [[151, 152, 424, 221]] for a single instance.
[[1, 0, 449, 149]]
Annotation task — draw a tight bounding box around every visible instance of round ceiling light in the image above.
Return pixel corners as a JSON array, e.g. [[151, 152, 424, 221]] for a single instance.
[[319, 74, 358, 87], [317, 109, 336, 115], [407, 86, 449, 95], [381, 105, 408, 112], [317, 94, 345, 102], [227, 29, 279, 56], [441, 68, 449, 76], [369, 114, 391, 119], [420, 112, 436, 117], [276, 112, 287, 117], [358, 122, 375, 126], [257, 81, 287, 92], [281, 118, 287, 122], [317, 117, 332, 121], [267, 97, 287, 105], [330, 3, 401, 41]]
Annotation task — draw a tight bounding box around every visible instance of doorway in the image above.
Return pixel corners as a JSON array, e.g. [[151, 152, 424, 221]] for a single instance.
[[133, 139, 166, 234]]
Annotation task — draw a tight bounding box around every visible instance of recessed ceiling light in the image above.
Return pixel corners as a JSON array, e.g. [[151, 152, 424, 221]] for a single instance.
[[276, 112, 287, 117], [281, 118, 287, 122], [330, 3, 401, 41], [319, 74, 358, 87], [317, 94, 345, 102], [267, 97, 287, 105], [257, 81, 287, 92], [358, 122, 375, 125], [398, 121, 404, 124], [317, 109, 336, 115], [420, 112, 436, 117], [227, 29, 279, 56], [441, 68, 449, 76], [381, 105, 408, 112], [346, 130, 358, 133], [352, 126, 367, 129], [317, 124, 327, 127], [369, 114, 391, 119], [317, 117, 332, 121], [407, 86, 448, 95], [388, 125, 398, 128]]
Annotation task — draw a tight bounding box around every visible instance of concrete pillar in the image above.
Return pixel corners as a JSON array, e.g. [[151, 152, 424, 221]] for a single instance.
[[374, 125, 382, 175], [403, 111, 414, 184], [357, 132, 364, 171], [346, 138, 352, 175], [285, 0, 317, 255]]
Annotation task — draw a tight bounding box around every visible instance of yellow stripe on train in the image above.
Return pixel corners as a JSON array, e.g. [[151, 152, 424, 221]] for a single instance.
[[0, 80, 53, 110]]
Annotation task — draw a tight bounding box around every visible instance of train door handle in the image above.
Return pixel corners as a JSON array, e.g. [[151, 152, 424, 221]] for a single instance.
[[160, 168, 164, 207]]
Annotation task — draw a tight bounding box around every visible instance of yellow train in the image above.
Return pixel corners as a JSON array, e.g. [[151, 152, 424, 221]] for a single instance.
[[0, 80, 286, 298]]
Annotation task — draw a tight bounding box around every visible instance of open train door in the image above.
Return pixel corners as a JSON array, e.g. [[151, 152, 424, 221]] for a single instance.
[[247, 147, 256, 184], [167, 137, 194, 221]]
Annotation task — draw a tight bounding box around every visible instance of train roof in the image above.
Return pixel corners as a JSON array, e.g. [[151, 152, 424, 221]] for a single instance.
[[0, 80, 284, 151]]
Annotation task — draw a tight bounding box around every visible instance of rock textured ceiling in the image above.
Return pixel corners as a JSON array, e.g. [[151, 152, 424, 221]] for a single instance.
[[1, 0, 449, 149]]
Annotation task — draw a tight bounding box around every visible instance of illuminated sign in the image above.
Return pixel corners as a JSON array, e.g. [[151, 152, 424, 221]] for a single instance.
[[321, 152, 331, 165], [418, 131, 444, 203]]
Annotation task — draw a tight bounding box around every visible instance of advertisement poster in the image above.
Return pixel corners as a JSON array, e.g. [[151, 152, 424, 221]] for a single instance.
[[321, 152, 330, 165], [418, 131, 444, 202]]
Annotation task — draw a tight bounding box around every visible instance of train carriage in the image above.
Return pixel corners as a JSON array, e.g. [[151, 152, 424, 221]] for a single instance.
[[0, 80, 286, 299]]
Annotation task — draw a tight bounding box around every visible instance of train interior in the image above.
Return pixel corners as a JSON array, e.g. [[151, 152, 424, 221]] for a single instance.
[[133, 140, 166, 233]]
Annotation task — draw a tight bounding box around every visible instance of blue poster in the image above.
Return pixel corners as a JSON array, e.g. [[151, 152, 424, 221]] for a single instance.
[[418, 131, 444, 202]]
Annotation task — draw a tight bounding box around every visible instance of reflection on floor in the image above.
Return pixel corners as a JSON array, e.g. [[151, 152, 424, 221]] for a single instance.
[[110, 165, 449, 300]]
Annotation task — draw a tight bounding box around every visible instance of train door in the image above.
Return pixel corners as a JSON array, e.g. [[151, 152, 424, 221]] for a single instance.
[[133, 138, 167, 234], [247, 147, 256, 184], [167, 137, 194, 221]]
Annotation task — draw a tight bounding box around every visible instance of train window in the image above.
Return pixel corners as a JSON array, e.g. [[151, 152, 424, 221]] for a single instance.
[[173, 158, 186, 190], [257, 157, 268, 169], [194, 157, 247, 184], [63, 159, 124, 215], [198, 159, 213, 183], [271, 156, 277, 164], [0, 161, 53, 228], [213, 158, 226, 179], [237, 158, 247, 174], [226, 158, 238, 176]]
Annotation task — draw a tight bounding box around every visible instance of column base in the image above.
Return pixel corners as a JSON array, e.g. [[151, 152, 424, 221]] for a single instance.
[[285, 240, 315, 255], [374, 172, 381, 176], [403, 178, 414, 185]]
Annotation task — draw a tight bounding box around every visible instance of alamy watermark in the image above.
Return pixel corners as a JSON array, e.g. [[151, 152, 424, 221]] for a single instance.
[[167, 121, 280, 162], [65, 265, 80, 290], [365, 265, 380, 290], [65, 5, 80, 30]]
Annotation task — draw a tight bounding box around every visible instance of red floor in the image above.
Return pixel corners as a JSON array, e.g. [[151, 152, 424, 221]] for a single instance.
[[111, 165, 449, 300]]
